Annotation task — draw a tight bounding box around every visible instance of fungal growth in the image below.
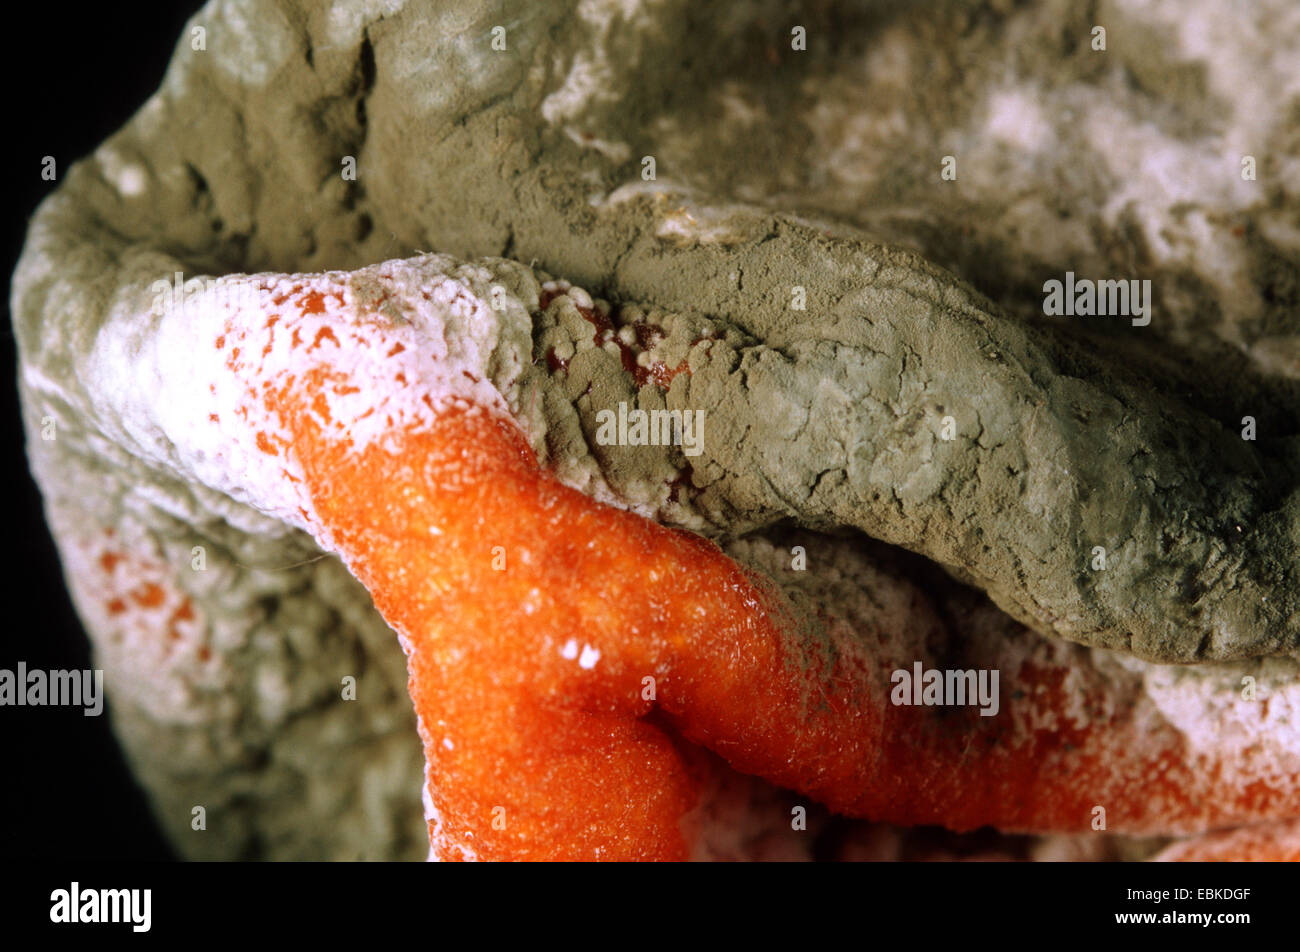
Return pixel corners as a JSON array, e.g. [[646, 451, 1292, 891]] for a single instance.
[[13, 0, 1300, 860]]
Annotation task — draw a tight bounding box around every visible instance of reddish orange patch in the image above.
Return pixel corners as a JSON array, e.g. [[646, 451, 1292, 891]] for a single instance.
[[86, 536, 207, 664], [310, 327, 339, 350], [277, 389, 877, 860], [300, 290, 327, 315], [167, 598, 196, 641], [129, 582, 166, 609]]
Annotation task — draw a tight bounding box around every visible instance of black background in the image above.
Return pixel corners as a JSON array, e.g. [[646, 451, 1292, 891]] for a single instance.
[[3, 2, 204, 862]]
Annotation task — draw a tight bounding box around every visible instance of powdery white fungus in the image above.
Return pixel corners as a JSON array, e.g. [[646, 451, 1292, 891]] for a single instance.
[[326, 0, 407, 47], [207, 0, 297, 86], [88, 256, 526, 542], [539, 0, 650, 125], [727, 531, 1300, 833], [94, 145, 149, 197], [983, 87, 1051, 153], [562, 127, 631, 164]]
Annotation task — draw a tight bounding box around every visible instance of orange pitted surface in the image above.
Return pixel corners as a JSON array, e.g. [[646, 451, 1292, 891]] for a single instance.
[[279, 394, 878, 859]]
